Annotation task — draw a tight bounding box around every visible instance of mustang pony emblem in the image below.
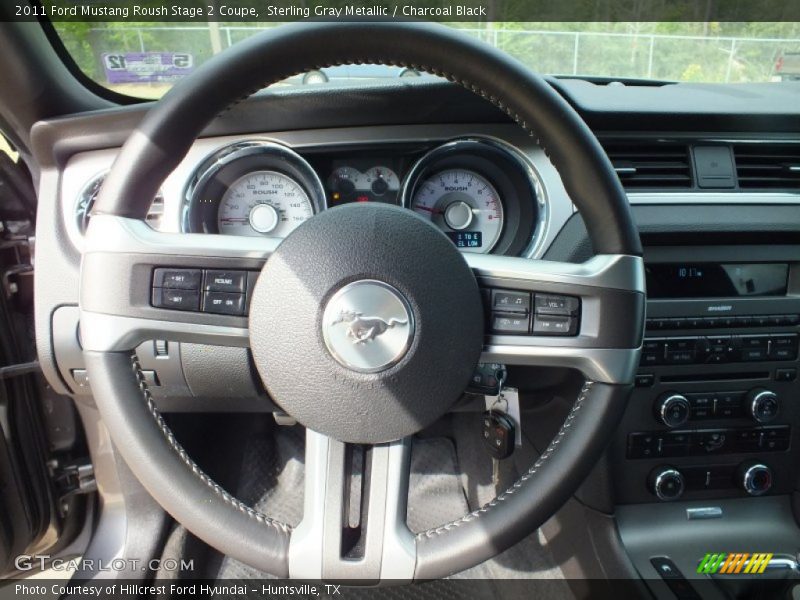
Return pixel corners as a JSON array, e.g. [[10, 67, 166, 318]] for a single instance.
[[330, 310, 408, 344]]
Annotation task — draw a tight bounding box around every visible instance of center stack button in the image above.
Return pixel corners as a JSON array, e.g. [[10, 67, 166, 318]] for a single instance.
[[656, 392, 691, 428]]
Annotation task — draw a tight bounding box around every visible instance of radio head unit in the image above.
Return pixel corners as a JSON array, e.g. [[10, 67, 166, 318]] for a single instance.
[[646, 262, 789, 299]]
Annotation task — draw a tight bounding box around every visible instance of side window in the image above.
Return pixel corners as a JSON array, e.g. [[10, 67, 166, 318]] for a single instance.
[[0, 131, 35, 223], [0, 132, 18, 162]]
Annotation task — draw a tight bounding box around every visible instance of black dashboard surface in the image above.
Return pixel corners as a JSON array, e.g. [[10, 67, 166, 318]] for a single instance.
[[31, 79, 800, 171]]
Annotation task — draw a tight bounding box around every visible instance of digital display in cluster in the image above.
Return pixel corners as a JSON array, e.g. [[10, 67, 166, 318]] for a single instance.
[[446, 231, 483, 249]]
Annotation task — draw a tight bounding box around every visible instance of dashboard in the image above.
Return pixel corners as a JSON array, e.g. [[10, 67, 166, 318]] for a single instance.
[[64, 132, 550, 259], [28, 78, 800, 596]]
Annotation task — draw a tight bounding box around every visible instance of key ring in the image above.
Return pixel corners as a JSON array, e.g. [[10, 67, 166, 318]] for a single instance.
[[490, 395, 509, 413]]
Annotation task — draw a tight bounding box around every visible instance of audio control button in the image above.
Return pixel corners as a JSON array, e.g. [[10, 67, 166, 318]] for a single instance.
[[665, 338, 697, 352], [657, 394, 691, 428], [741, 348, 768, 361], [666, 351, 694, 364], [741, 335, 769, 349]]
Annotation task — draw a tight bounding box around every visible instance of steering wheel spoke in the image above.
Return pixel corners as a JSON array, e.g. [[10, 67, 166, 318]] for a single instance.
[[468, 253, 646, 384], [290, 429, 416, 581], [80, 214, 274, 352]]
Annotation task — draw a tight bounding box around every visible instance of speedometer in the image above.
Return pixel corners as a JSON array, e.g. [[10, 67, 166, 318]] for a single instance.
[[185, 141, 325, 237], [411, 169, 503, 253], [217, 170, 313, 237]]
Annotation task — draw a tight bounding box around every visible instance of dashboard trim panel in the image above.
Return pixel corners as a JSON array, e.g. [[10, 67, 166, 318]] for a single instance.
[[61, 124, 568, 259]]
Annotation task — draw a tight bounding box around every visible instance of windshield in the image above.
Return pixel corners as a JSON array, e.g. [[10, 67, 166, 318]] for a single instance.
[[53, 22, 800, 99]]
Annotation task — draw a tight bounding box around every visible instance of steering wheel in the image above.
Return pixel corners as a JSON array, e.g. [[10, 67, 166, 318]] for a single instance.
[[80, 22, 644, 581]]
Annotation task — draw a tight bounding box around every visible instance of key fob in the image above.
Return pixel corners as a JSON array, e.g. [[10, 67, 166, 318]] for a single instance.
[[482, 410, 515, 460]]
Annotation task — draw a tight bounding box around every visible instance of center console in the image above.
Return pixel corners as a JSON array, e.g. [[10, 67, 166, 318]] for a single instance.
[[611, 246, 800, 504]]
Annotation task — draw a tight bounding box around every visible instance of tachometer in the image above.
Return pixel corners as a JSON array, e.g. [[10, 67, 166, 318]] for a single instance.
[[217, 170, 313, 237], [411, 168, 503, 253]]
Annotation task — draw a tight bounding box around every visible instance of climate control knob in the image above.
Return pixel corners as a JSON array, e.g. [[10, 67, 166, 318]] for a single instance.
[[747, 389, 779, 423], [649, 467, 685, 501], [656, 393, 691, 428], [739, 463, 773, 496]]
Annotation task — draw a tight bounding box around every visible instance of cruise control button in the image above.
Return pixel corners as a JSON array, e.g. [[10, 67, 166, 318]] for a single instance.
[[204, 270, 247, 293], [492, 290, 530, 314], [152, 287, 200, 311], [153, 268, 202, 290], [203, 292, 245, 316], [491, 313, 530, 334]]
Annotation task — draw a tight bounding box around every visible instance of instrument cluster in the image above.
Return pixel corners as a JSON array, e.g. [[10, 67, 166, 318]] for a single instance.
[[181, 137, 543, 256]]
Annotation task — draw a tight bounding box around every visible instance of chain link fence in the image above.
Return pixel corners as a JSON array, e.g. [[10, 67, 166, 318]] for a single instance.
[[84, 25, 800, 92]]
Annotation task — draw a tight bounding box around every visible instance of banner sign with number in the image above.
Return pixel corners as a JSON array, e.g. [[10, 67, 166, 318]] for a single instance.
[[102, 52, 193, 84]]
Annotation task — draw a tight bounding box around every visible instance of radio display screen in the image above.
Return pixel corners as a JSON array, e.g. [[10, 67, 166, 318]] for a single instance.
[[646, 263, 789, 299]]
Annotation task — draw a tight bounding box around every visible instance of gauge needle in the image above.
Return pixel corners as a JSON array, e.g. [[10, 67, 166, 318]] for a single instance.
[[416, 206, 442, 214]]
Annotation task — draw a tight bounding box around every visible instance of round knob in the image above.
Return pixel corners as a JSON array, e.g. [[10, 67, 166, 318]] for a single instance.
[[656, 393, 690, 428], [739, 463, 773, 496], [649, 467, 685, 501], [444, 201, 474, 231], [748, 389, 779, 423], [249, 204, 279, 234]]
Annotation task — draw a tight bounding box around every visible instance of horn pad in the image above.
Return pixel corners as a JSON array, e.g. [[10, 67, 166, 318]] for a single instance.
[[249, 203, 484, 443]]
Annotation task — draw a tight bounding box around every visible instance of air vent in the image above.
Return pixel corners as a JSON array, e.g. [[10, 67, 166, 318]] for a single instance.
[[603, 141, 692, 190], [75, 172, 164, 235], [733, 144, 800, 190]]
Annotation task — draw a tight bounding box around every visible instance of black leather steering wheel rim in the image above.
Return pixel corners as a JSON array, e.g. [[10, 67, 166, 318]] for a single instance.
[[82, 21, 643, 581], [94, 22, 640, 256]]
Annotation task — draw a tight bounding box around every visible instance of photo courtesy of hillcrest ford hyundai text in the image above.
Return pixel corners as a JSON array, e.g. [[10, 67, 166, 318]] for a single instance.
[[1, 1, 800, 599]]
